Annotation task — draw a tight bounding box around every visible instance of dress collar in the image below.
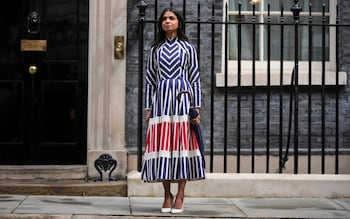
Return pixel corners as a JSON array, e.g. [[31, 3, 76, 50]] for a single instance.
[[165, 37, 178, 44]]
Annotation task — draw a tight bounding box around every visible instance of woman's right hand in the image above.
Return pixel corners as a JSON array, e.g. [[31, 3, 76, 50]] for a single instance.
[[146, 110, 151, 125]]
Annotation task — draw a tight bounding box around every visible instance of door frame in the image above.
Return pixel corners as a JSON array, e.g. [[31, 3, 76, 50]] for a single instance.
[[86, 0, 127, 180]]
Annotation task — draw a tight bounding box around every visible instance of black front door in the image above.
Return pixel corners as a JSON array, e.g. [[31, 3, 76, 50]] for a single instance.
[[0, 0, 88, 164]]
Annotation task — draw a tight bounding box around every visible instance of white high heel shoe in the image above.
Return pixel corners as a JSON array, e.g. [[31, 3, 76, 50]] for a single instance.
[[170, 206, 184, 214], [160, 193, 174, 213], [161, 207, 172, 213], [171, 196, 184, 214]]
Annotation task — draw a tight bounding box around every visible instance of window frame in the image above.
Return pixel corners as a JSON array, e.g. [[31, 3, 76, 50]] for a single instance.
[[216, 0, 346, 87]]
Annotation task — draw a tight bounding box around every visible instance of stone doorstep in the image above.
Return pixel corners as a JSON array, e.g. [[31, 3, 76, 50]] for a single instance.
[[0, 165, 88, 180], [0, 180, 127, 196], [127, 171, 350, 198], [0, 165, 128, 197]]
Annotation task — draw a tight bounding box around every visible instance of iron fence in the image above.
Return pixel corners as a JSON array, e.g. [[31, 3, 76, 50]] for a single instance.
[[135, 0, 350, 174]]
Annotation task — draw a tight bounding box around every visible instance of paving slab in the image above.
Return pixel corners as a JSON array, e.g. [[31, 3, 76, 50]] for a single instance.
[[334, 199, 350, 211], [129, 197, 167, 217], [0, 195, 26, 214], [232, 198, 350, 218], [0, 214, 72, 219], [1, 195, 350, 218], [13, 195, 130, 216], [130, 197, 246, 218]]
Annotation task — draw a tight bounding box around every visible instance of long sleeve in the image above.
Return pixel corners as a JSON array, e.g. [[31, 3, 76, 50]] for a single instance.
[[187, 44, 201, 108], [144, 47, 157, 110]]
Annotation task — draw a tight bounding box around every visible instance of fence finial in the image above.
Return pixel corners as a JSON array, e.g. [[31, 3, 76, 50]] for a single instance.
[[137, 0, 148, 20], [291, 0, 302, 23]]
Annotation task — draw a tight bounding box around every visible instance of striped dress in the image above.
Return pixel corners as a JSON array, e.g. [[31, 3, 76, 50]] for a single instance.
[[141, 37, 205, 182]]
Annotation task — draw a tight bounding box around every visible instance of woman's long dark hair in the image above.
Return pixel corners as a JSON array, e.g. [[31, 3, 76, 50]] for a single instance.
[[152, 8, 188, 48]]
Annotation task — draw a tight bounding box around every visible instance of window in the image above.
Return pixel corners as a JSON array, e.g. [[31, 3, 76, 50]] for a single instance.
[[216, 0, 346, 87]]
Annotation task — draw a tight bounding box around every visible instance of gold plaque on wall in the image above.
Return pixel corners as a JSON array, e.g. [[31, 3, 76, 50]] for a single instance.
[[21, 39, 47, 51]]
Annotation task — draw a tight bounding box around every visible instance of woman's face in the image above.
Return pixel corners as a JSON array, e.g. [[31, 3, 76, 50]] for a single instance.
[[161, 11, 179, 35]]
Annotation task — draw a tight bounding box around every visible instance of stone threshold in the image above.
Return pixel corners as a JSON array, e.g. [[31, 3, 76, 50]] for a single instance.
[[0, 165, 88, 180], [0, 165, 127, 196]]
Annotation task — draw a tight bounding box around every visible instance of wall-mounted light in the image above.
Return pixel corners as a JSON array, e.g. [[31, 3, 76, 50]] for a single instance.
[[250, 0, 262, 4]]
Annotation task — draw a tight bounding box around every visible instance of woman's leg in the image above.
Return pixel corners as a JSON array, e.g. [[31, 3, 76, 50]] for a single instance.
[[174, 179, 186, 209], [162, 181, 172, 208]]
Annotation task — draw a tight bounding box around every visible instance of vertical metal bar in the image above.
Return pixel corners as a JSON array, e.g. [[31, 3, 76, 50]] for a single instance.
[[251, 3, 256, 173], [183, 0, 186, 20], [308, 3, 313, 174], [279, 6, 284, 173], [335, 4, 339, 174], [154, 0, 158, 38], [266, 4, 271, 173], [196, 2, 202, 167], [321, 3, 326, 174], [136, 1, 148, 171], [210, 3, 215, 173], [291, 0, 302, 174], [224, 2, 228, 173], [293, 12, 299, 175], [237, 2, 242, 173], [197, 3, 201, 62]]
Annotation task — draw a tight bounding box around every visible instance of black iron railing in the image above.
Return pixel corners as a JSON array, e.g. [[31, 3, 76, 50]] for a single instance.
[[136, 0, 349, 174]]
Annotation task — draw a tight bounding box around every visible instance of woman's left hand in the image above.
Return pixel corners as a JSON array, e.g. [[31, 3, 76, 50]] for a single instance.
[[191, 109, 201, 125]]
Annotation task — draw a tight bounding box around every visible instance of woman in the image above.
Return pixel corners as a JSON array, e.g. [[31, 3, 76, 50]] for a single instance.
[[141, 8, 205, 214]]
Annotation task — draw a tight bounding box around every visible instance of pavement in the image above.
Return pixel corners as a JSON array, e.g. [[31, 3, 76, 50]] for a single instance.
[[1, 195, 350, 218]]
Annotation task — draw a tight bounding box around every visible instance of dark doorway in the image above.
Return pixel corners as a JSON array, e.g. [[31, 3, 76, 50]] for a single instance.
[[0, 0, 88, 164]]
